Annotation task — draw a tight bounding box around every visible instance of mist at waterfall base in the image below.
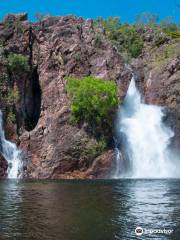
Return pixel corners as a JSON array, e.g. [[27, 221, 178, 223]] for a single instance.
[[114, 77, 179, 179], [0, 111, 22, 178]]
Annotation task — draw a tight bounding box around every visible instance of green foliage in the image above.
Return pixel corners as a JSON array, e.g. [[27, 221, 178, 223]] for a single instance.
[[93, 17, 143, 61], [117, 25, 144, 58], [93, 17, 121, 33], [152, 43, 180, 67], [108, 25, 144, 59], [66, 76, 118, 139], [93, 14, 180, 62], [153, 30, 169, 47], [83, 137, 107, 160], [166, 31, 180, 39], [96, 136, 107, 151], [160, 17, 180, 33], [7, 53, 29, 72], [7, 111, 16, 124], [6, 86, 20, 105], [5, 86, 20, 125], [86, 137, 107, 156], [164, 44, 180, 58], [135, 14, 180, 40]]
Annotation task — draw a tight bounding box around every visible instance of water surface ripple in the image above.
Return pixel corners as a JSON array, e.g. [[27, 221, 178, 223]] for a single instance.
[[0, 179, 179, 240]]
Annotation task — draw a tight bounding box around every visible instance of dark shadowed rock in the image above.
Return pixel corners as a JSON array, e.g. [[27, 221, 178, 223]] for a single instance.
[[0, 154, 8, 178]]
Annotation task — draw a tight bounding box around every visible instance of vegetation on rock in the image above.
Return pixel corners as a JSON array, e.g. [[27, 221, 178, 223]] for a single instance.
[[152, 42, 180, 67], [0, 53, 29, 126], [5, 85, 20, 105], [93, 17, 144, 61], [115, 25, 144, 59], [93, 14, 180, 62], [66, 76, 118, 143], [7, 53, 29, 72], [0, 12, 179, 178]]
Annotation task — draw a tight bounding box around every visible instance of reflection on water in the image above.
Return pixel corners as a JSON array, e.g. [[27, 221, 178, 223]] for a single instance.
[[0, 180, 179, 240]]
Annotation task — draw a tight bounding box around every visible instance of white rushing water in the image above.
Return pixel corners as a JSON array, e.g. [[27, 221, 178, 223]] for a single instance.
[[114, 76, 177, 178], [0, 111, 22, 178]]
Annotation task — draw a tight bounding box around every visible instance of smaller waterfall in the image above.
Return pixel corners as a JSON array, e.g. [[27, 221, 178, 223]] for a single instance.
[[114, 76, 177, 178], [0, 111, 22, 178]]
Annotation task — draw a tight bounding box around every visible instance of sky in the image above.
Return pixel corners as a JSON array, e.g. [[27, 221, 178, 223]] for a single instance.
[[0, 0, 179, 24]]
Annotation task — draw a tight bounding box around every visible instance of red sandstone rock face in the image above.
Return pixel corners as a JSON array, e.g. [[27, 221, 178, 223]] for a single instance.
[[1, 14, 179, 179], [85, 150, 114, 179], [0, 15, 131, 178], [51, 150, 114, 179], [143, 59, 180, 109]]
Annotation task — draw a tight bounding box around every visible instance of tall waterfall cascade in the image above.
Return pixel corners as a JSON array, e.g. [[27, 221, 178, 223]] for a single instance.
[[114, 76, 179, 178], [0, 111, 22, 178]]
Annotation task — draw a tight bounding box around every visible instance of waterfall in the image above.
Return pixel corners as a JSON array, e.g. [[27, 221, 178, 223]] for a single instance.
[[0, 111, 22, 179], [114, 76, 178, 178]]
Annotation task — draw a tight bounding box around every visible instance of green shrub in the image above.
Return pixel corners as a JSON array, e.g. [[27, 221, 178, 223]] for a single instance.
[[153, 31, 169, 47], [93, 17, 121, 33], [94, 16, 144, 60], [82, 137, 107, 160], [164, 44, 180, 58], [6, 86, 20, 105], [166, 31, 180, 39], [152, 43, 180, 67], [7, 111, 16, 124], [7, 53, 29, 72], [96, 136, 108, 151], [115, 25, 144, 58], [66, 76, 118, 139], [5, 86, 20, 125], [160, 17, 180, 33]]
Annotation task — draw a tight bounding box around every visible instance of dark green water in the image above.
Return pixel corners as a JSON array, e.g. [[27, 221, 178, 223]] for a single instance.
[[0, 179, 179, 240]]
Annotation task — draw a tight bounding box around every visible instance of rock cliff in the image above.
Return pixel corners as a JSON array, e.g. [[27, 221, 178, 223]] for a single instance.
[[0, 14, 179, 178], [0, 14, 131, 178]]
